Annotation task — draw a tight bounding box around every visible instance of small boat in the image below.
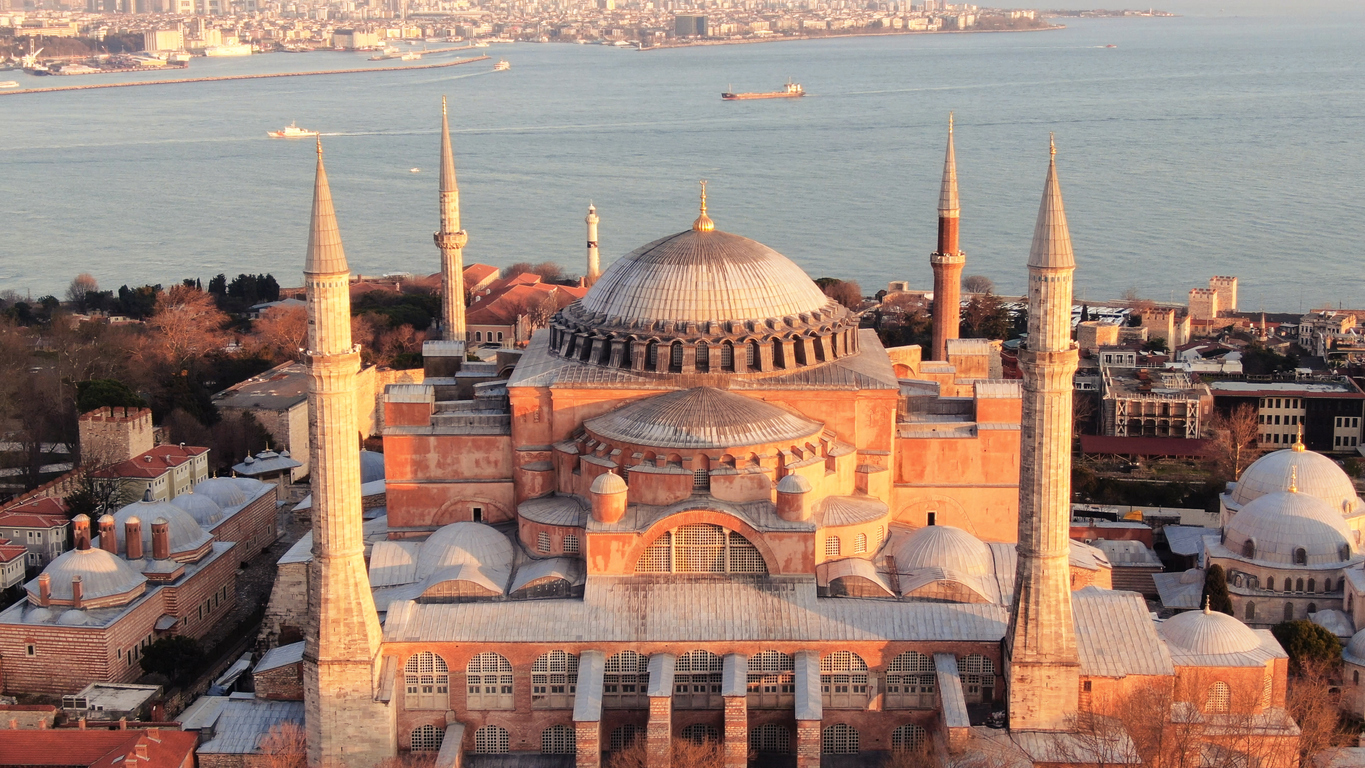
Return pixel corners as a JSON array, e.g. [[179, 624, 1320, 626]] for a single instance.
[[400, 52, 422, 61], [1105, 44, 1117, 48], [410, 168, 421, 173], [722, 79, 804, 100], [493, 59, 510, 71], [268, 121, 319, 139], [0, 81, 18, 88]]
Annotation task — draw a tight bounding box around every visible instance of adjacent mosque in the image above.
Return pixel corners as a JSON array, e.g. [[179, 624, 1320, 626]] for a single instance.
[[293, 106, 1301, 768]]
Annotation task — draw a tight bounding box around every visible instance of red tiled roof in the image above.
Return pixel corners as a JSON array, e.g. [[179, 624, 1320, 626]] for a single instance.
[[467, 283, 584, 328], [0, 510, 69, 529], [1, 497, 68, 518], [0, 541, 25, 562], [0, 730, 196, 768], [92, 445, 207, 480], [464, 263, 500, 286], [1079, 435, 1211, 457]]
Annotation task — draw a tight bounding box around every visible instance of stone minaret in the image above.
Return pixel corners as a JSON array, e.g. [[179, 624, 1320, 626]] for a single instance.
[[930, 113, 965, 361], [1005, 136, 1080, 732], [301, 139, 395, 768], [585, 202, 600, 286], [435, 96, 468, 342]]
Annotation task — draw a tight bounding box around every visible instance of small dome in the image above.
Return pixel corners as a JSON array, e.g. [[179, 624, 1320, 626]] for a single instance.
[[57, 609, 91, 626], [29, 548, 147, 603], [360, 451, 386, 484], [895, 525, 993, 577], [1230, 447, 1359, 514], [1159, 606, 1262, 655], [1346, 628, 1365, 663], [231, 477, 267, 494], [1224, 490, 1353, 566], [23, 607, 54, 624], [586, 388, 822, 450], [195, 477, 247, 508], [112, 498, 212, 558], [244, 455, 256, 465], [416, 523, 514, 582], [777, 474, 812, 494], [591, 472, 627, 495], [171, 491, 225, 527]]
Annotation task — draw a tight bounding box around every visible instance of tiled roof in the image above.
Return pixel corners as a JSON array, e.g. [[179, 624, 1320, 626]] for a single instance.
[[1163, 526, 1217, 557], [1153, 570, 1205, 610], [516, 496, 588, 527], [0, 729, 197, 768], [1072, 586, 1174, 678], [0, 496, 68, 520], [255, 642, 306, 674], [93, 445, 206, 479], [0, 511, 68, 529], [0, 541, 26, 562]]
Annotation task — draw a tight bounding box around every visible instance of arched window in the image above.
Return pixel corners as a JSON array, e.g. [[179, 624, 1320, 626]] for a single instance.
[[885, 652, 935, 709], [674, 650, 723, 709], [891, 724, 927, 753], [1342, 544, 1353, 562], [604, 651, 650, 708], [634, 524, 767, 574], [854, 533, 868, 554], [646, 341, 658, 369], [563, 534, 579, 554], [1355, 671, 1361, 686], [609, 724, 646, 751], [467, 652, 514, 710], [696, 343, 710, 373], [825, 537, 841, 557], [1242, 539, 1256, 559], [410, 724, 444, 752], [404, 652, 450, 710], [1266, 577, 1274, 591], [748, 723, 791, 754], [1307, 578, 1316, 592], [1246, 602, 1256, 621], [821, 724, 859, 754], [541, 725, 575, 754], [537, 531, 551, 553], [1285, 603, 1295, 621], [475, 331, 483, 342], [748, 340, 760, 368], [532, 650, 579, 709], [669, 341, 684, 373], [680, 724, 720, 744], [1204, 682, 1230, 714], [1296, 578, 1305, 592], [821, 651, 870, 709], [874, 526, 885, 550], [721, 342, 735, 372], [747, 650, 795, 709], [961, 654, 996, 704], [1294, 548, 1308, 565], [1308, 602, 1318, 614], [474, 725, 510, 754]]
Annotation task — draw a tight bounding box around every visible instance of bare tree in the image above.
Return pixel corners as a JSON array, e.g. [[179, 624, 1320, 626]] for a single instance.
[[1205, 404, 1264, 483], [376, 754, 437, 768], [963, 275, 995, 294], [823, 280, 863, 310], [1073, 391, 1097, 436], [250, 305, 309, 363], [605, 736, 725, 768], [66, 273, 99, 310], [531, 262, 564, 283], [141, 284, 231, 371], [259, 721, 307, 768], [1288, 659, 1350, 765], [502, 262, 534, 279]]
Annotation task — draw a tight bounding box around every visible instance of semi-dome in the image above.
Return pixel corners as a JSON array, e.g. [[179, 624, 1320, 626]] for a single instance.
[[777, 474, 812, 494], [360, 451, 386, 484], [171, 491, 225, 527], [195, 477, 248, 508], [584, 387, 822, 450], [415, 522, 514, 583], [28, 548, 147, 604], [895, 525, 993, 577], [1159, 605, 1262, 655], [112, 498, 213, 559], [1224, 489, 1354, 566], [1230, 445, 1359, 514]]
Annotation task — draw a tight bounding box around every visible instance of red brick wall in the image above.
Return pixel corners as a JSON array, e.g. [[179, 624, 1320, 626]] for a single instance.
[[210, 493, 278, 564]]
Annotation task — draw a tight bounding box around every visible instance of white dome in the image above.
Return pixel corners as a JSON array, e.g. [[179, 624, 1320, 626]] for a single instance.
[[231, 477, 268, 494], [416, 523, 514, 582], [57, 609, 91, 626], [1230, 446, 1359, 514], [591, 472, 627, 494], [1224, 490, 1354, 566], [113, 498, 213, 558], [195, 477, 248, 508], [1159, 606, 1262, 655], [29, 548, 147, 603], [360, 451, 386, 484], [171, 491, 225, 526], [895, 525, 993, 577]]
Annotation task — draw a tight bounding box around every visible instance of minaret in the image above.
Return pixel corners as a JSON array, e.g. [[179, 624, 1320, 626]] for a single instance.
[[930, 113, 965, 361], [301, 139, 395, 768], [1005, 135, 1080, 732], [585, 202, 600, 286], [434, 96, 468, 342]]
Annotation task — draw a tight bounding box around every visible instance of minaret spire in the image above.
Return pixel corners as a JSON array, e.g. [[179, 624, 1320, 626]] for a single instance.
[[302, 141, 396, 767], [1005, 136, 1081, 732], [435, 95, 469, 343], [929, 112, 966, 361], [585, 202, 601, 287]]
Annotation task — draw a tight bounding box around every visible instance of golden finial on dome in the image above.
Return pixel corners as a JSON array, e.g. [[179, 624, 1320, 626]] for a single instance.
[[693, 179, 714, 232], [1050, 132, 1056, 157], [1289, 465, 1299, 494], [1293, 424, 1305, 452], [949, 111, 954, 135]]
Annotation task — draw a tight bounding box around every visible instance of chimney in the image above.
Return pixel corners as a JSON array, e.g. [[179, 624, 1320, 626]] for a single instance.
[[151, 518, 170, 560], [125, 517, 144, 560], [73, 514, 91, 550], [99, 514, 118, 555], [79, 717, 87, 730], [119, 717, 127, 730], [71, 575, 84, 610], [7, 718, 15, 730], [38, 573, 51, 607]]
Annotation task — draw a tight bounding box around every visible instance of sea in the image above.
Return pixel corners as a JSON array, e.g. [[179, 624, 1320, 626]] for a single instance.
[[1, 0, 1362, 313]]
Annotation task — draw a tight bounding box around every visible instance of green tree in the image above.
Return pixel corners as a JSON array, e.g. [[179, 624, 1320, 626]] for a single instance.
[[1201, 563, 1233, 616], [139, 635, 204, 684], [75, 378, 146, 414], [1143, 337, 1168, 353], [1272, 620, 1342, 673]]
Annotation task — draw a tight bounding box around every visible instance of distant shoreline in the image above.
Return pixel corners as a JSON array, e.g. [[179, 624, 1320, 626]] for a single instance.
[[639, 24, 1063, 51]]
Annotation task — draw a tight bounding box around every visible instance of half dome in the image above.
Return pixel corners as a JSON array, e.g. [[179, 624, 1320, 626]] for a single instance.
[[584, 388, 823, 450], [895, 525, 993, 577], [1224, 490, 1353, 566], [1346, 628, 1365, 664], [1159, 606, 1262, 655], [1230, 446, 1359, 514], [360, 451, 386, 484]]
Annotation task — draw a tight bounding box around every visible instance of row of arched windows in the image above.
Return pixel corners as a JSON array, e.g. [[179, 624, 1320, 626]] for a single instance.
[[1247, 601, 1320, 622], [824, 527, 886, 558], [635, 524, 768, 574], [1239, 540, 1350, 564]]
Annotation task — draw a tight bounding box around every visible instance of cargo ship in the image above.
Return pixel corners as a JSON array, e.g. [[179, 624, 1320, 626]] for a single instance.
[[721, 80, 804, 100]]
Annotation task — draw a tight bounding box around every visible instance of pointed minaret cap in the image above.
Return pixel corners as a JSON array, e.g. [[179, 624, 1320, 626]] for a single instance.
[[1027, 133, 1075, 270], [586, 201, 598, 222], [439, 96, 457, 195], [938, 112, 959, 215], [305, 138, 349, 276], [692, 180, 714, 232]]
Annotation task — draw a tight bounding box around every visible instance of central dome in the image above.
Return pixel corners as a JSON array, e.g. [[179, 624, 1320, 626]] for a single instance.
[[580, 229, 834, 325]]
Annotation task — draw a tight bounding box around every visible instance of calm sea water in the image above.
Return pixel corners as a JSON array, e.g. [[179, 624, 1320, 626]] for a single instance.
[[2, 1, 1363, 312]]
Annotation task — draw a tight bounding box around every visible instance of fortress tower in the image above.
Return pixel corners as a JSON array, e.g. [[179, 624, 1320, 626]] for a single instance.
[[435, 96, 469, 342], [930, 113, 965, 361], [301, 140, 395, 768], [585, 202, 600, 286], [1005, 136, 1081, 731]]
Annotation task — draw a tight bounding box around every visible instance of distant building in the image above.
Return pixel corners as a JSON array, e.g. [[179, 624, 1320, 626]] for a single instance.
[[63, 682, 162, 722], [0, 540, 24, 592], [143, 28, 183, 52], [1076, 320, 1120, 355], [0, 498, 70, 572], [1210, 276, 1238, 314], [674, 13, 707, 36], [1188, 286, 1221, 322], [230, 449, 302, 501], [1208, 378, 1365, 452], [91, 445, 211, 505], [332, 28, 379, 49], [1100, 365, 1211, 439], [79, 407, 154, 467]]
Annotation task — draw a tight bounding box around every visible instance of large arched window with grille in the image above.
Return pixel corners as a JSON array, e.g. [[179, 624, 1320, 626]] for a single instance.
[[532, 650, 579, 709], [410, 724, 444, 752], [604, 651, 649, 708], [821, 651, 870, 709], [1204, 682, 1231, 714], [609, 725, 646, 751], [892, 724, 927, 753], [474, 725, 510, 754], [541, 724, 576, 754], [961, 654, 996, 704], [747, 650, 795, 709], [821, 724, 859, 754], [467, 652, 514, 710], [404, 652, 450, 710], [885, 651, 935, 709], [634, 524, 767, 574], [674, 649, 724, 709], [680, 724, 720, 744], [749, 723, 791, 754]]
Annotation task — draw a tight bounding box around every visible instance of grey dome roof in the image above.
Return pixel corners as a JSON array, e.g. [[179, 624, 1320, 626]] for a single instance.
[[360, 451, 386, 484], [1347, 628, 1365, 664], [112, 498, 213, 558], [22, 607, 54, 624], [171, 491, 225, 526], [585, 388, 822, 450], [1230, 446, 1359, 514], [580, 229, 834, 325], [57, 609, 91, 626], [230, 477, 268, 494], [777, 474, 812, 494], [895, 525, 993, 577], [29, 548, 147, 603], [1224, 490, 1353, 566], [416, 523, 514, 583], [195, 477, 247, 508], [1158, 606, 1261, 655]]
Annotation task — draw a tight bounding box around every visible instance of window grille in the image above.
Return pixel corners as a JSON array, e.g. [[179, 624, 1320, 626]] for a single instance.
[[874, 526, 884, 549], [675, 649, 723, 709], [853, 533, 867, 554], [563, 534, 580, 554], [537, 531, 551, 553], [820, 651, 870, 709], [474, 725, 510, 754], [466, 652, 514, 710], [885, 651, 935, 709], [825, 536, 841, 557], [681, 724, 720, 744], [821, 724, 859, 755], [748, 342, 759, 366], [747, 650, 796, 709], [1242, 539, 1255, 558], [720, 342, 734, 371], [728, 532, 766, 573], [1262, 670, 1272, 707], [1204, 682, 1231, 714], [633, 525, 766, 574], [748, 723, 791, 754], [638, 532, 672, 572], [404, 652, 450, 710], [693, 468, 710, 492], [532, 650, 579, 709], [604, 651, 650, 708], [670, 342, 684, 372], [410, 725, 444, 752], [646, 342, 657, 368], [961, 654, 995, 703], [696, 344, 709, 372], [891, 724, 927, 753], [609, 725, 646, 751], [541, 725, 575, 754]]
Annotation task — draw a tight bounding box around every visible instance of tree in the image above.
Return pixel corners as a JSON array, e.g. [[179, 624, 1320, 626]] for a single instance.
[[1205, 404, 1263, 483], [1143, 337, 1168, 353], [821, 279, 863, 310], [1271, 620, 1342, 673], [250, 305, 309, 363], [502, 262, 534, 279], [531, 262, 564, 283], [66, 273, 99, 311], [259, 722, 307, 768], [139, 635, 204, 684], [960, 292, 1011, 340], [1201, 563, 1233, 616], [143, 284, 231, 371], [1286, 659, 1350, 764], [75, 378, 146, 414], [963, 274, 994, 294], [1073, 391, 1097, 436], [605, 735, 724, 768]]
